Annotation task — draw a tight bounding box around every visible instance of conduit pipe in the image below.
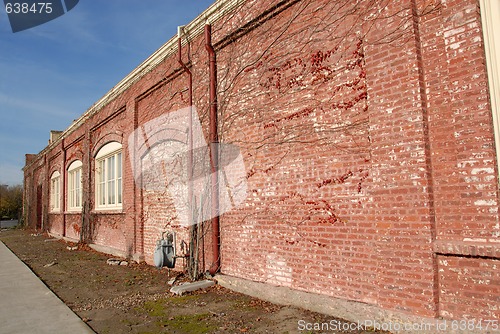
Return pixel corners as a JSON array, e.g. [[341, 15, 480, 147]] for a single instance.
[[178, 26, 197, 278], [205, 24, 220, 276], [177, 26, 193, 225]]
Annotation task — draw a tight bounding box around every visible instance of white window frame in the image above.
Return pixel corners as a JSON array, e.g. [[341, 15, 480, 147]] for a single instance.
[[480, 0, 500, 180], [50, 171, 61, 212], [67, 160, 83, 212], [95, 142, 123, 210]]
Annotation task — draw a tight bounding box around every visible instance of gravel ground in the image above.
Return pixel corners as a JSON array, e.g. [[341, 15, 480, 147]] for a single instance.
[[0, 228, 387, 334]]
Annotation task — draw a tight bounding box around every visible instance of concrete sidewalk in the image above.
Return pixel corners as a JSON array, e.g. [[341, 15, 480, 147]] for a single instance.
[[0, 241, 94, 334]]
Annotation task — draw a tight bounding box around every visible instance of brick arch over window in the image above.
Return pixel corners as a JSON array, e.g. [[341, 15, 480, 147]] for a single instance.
[[94, 141, 123, 210], [49, 167, 61, 178], [91, 132, 123, 158], [67, 159, 83, 169], [67, 151, 84, 165]]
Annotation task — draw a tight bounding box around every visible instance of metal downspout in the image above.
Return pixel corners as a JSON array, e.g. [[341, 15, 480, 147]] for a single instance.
[[205, 24, 220, 276], [62, 138, 66, 237]]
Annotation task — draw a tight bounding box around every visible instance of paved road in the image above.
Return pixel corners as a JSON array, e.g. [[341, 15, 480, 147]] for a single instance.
[[0, 220, 18, 229]]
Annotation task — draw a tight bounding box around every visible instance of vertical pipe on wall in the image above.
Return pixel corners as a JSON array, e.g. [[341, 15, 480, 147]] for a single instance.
[[62, 138, 66, 237], [43, 153, 48, 231], [205, 24, 220, 276], [177, 26, 196, 278], [177, 27, 193, 217], [133, 100, 140, 260]]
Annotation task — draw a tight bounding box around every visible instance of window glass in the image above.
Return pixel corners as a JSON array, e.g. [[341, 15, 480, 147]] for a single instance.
[[50, 171, 60, 212], [95, 142, 122, 210], [117, 152, 122, 204], [75, 169, 81, 208], [67, 161, 82, 211]]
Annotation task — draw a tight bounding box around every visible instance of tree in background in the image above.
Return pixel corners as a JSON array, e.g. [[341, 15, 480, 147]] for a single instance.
[[0, 184, 23, 220]]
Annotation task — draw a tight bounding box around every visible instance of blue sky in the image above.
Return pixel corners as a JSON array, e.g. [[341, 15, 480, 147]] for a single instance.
[[0, 0, 215, 186]]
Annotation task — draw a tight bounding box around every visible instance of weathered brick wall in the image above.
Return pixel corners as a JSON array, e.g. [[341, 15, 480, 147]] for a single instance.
[[216, 0, 375, 304], [64, 214, 80, 240], [418, 0, 500, 320], [438, 256, 499, 320], [421, 0, 498, 241], [26, 155, 48, 230], [63, 134, 85, 240], [87, 104, 130, 253], [362, 1, 438, 317], [47, 214, 64, 235], [22, 0, 500, 322], [90, 213, 127, 251], [135, 65, 190, 267]]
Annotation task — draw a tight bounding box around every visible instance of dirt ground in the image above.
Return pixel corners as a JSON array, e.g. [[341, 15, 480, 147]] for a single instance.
[[0, 228, 385, 334]]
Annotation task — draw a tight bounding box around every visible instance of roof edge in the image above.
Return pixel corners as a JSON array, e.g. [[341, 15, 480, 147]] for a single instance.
[[24, 0, 245, 170]]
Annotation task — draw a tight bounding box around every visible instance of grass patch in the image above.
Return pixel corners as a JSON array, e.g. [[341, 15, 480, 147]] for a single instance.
[[137, 299, 168, 317], [158, 313, 217, 334], [168, 294, 201, 305]]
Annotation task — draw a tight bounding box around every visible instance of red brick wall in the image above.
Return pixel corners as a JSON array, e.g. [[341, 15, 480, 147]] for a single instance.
[[362, 0, 438, 317], [438, 256, 500, 319], [64, 214, 81, 240], [420, 0, 499, 241], [417, 0, 500, 319], [217, 0, 375, 304], [23, 0, 499, 322], [48, 214, 64, 235]]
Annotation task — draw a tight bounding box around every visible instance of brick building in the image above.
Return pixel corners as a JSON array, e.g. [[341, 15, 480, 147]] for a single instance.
[[23, 0, 500, 327]]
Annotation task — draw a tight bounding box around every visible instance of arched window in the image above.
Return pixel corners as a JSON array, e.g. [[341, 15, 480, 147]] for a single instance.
[[95, 142, 122, 210], [67, 160, 83, 211], [50, 171, 60, 212]]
